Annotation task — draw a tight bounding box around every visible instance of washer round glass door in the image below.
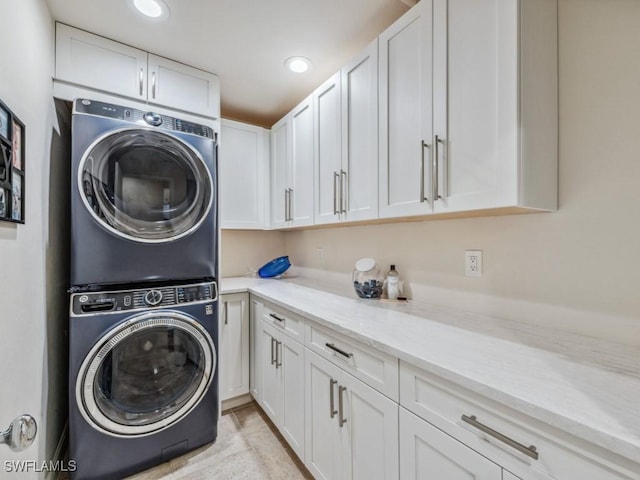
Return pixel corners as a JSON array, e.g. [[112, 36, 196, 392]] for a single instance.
[[78, 128, 213, 243], [76, 311, 216, 437]]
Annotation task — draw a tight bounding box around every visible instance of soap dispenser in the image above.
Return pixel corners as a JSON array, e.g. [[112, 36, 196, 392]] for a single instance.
[[386, 265, 400, 300]]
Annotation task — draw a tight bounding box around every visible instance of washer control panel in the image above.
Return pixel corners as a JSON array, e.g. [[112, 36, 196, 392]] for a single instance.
[[71, 281, 217, 316]]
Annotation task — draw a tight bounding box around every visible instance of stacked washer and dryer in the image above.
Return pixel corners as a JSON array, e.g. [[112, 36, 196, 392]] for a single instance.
[[68, 99, 219, 479]]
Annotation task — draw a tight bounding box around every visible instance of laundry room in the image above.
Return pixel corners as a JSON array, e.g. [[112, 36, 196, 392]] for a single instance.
[[1, 0, 640, 479]]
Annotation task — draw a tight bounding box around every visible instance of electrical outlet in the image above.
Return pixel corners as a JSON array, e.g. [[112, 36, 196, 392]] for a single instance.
[[465, 250, 482, 277], [316, 247, 324, 265]]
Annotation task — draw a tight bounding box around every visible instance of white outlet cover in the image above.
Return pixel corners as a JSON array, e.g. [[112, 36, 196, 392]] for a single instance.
[[465, 250, 482, 277]]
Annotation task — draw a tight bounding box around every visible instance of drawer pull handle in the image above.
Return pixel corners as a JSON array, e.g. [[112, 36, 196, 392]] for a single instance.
[[461, 415, 539, 460], [325, 343, 353, 359], [269, 313, 285, 323]]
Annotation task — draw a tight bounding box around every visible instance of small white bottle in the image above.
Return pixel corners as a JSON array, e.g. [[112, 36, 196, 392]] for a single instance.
[[386, 265, 400, 300]]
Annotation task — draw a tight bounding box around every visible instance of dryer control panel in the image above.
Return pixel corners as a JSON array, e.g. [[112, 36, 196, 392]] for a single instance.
[[70, 281, 217, 316], [74, 99, 215, 139]]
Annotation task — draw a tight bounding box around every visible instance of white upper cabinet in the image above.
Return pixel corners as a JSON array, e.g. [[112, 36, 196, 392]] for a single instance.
[[271, 116, 290, 229], [314, 41, 379, 226], [314, 73, 343, 225], [379, 0, 557, 219], [378, 1, 434, 218], [147, 54, 220, 118], [271, 95, 315, 229], [290, 96, 315, 226], [56, 24, 148, 101], [55, 23, 220, 119], [341, 40, 379, 223], [220, 119, 270, 229], [431, 0, 558, 214]]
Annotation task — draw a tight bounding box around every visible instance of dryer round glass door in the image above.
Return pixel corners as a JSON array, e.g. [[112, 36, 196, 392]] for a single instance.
[[76, 311, 216, 437], [78, 128, 213, 243]]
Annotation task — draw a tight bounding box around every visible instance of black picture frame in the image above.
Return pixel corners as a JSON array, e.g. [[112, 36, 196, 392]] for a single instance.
[[0, 99, 25, 224]]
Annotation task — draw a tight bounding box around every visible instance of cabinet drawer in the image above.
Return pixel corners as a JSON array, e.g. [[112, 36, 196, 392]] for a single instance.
[[262, 302, 304, 342], [400, 362, 636, 480], [306, 323, 398, 401]]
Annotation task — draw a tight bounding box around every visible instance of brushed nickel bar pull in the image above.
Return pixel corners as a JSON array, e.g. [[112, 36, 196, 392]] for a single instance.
[[284, 189, 289, 222], [420, 140, 431, 203], [223, 303, 228, 325], [151, 71, 157, 99], [340, 170, 347, 213], [325, 343, 353, 359], [434, 135, 444, 201], [275, 341, 282, 368], [288, 188, 294, 221], [139, 68, 144, 96], [338, 386, 347, 427], [270, 337, 276, 365], [333, 172, 339, 215], [329, 379, 338, 418], [461, 415, 539, 460], [269, 313, 285, 323]]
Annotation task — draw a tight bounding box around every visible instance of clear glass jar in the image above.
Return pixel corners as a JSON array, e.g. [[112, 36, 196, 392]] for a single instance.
[[352, 258, 384, 299]]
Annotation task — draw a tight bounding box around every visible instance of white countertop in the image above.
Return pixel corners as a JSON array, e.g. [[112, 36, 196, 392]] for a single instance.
[[220, 276, 640, 465]]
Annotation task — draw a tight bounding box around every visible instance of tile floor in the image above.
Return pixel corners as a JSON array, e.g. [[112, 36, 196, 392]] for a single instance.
[[126, 402, 313, 479]]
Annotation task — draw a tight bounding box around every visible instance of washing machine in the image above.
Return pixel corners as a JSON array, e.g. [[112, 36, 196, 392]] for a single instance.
[[70, 98, 217, 288], [68, 280, 219, 480]]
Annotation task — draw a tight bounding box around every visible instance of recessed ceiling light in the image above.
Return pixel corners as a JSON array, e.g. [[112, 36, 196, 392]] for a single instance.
[[285, 57, 312, 74], [128, 0, 170, 20]]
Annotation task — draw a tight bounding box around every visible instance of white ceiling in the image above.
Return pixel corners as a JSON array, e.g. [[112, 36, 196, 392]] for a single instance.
[[45, 0, 411, 127]]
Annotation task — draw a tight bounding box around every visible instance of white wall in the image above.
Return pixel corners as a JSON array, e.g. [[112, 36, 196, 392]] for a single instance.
[[0, 0, 55, 476], [282, 0, 640, 345], [221, 230, 286, 277]]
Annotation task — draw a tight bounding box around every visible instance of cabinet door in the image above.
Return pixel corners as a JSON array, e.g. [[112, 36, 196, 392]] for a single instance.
[[314, 73, 342, 225], [55, 23, 147, 101], [249, 297, 264, 401], [148, 54, 220, 118], [220, 119, 269, 229], [305, 351, 343, 480], [219, 293, 250, 402], [399, 408, 501, 480], [260, 321, 280, 423], [290, 95, 315, 227], [279, 335, 306, 460], [378, 0, 434, 218], [432, 0, 519, 213], [341, 372, 399, 480], [271, 116, 290, 228], [342, 40, 379, 222]]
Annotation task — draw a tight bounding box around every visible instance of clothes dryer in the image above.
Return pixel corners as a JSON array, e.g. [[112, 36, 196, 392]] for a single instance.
[[68, 280, 218, 479], [70, 98, 217, 288]]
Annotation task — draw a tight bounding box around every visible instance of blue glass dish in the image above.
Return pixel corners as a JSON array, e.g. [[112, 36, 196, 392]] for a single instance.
[[258, 255, 291, 278]]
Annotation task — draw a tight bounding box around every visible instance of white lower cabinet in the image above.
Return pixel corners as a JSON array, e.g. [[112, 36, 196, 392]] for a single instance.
[[260, 319, 305, 459], [249, 297, 264, 401], [305, 350, 399, 480], [247, 294, 639, 480], [219, 293, 249, 402], [400, 407, 501, 480]]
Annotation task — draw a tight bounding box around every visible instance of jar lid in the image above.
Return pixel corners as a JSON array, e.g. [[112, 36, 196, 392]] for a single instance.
[[355, 257, 376, 272]]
